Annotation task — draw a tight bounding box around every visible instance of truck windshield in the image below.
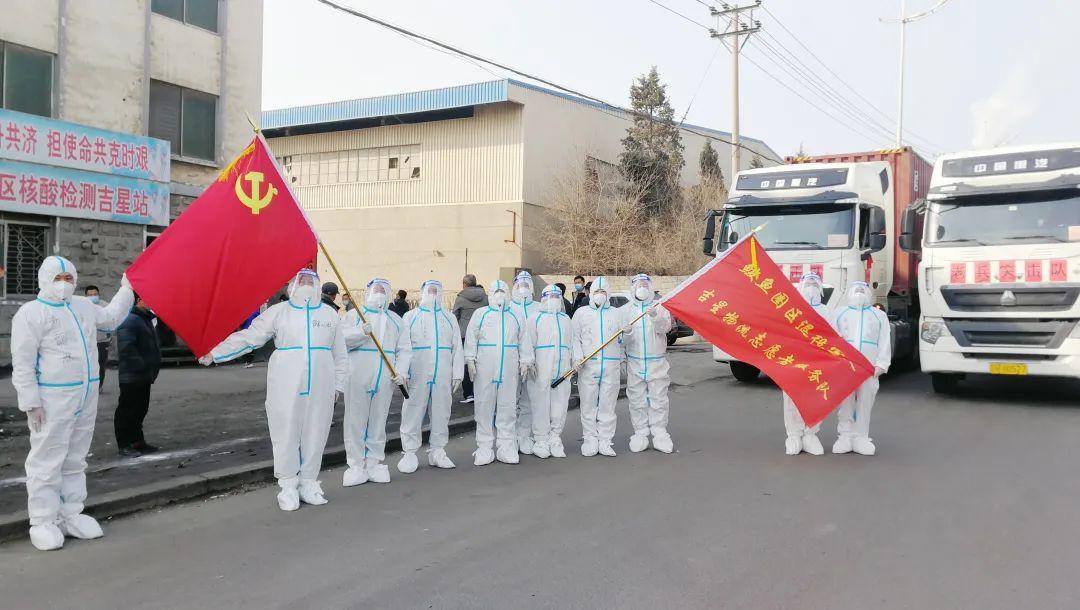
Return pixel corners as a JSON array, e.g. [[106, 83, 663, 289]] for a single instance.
[[926, 191, 1080, 246], [721, 204, 854, 250]]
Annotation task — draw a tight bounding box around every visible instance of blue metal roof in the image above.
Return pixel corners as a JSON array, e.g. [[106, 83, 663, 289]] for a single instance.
[[262, 78, 776, 158]]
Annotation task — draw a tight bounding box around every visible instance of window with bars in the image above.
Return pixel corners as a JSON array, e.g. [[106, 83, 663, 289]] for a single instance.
[[280, 145, 422, 187], [5, 223, 50, 297]]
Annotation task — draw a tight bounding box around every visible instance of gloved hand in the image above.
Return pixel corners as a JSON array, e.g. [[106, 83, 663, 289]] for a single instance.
[[26, 407, 45, 433], [452, 378, 462, 394], [647, 306, 658, 317], [198, 354, 214, 366], [466, 359, 477, 380], [874, 367, 886, 378], [121, 273, 131, 290], [621, 326, 633, 336], [361, 322, 374, 335], [392, 373, 406, 386], [519, 360, 531, 380]]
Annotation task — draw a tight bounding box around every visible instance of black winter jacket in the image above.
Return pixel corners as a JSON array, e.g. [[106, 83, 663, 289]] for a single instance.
[[117, 308, 161, 385]]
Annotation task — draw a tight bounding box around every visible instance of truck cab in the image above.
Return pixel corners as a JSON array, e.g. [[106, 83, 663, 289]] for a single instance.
[[902, 143, 1080, 392], [703, 161, 901, 381]]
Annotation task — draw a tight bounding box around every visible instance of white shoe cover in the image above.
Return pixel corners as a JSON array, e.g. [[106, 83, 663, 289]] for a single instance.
[[801, 433, 825, 456], [397, 451, 419, 474], [29, 523, 64, 551], [832, 435, 854, 454], [629, 433, 649, 453], [60, 514, 104, 540], [518, 436, 534, 455], [298, 480, 328, 505], [581, 437, 599, 457], [277, 484, 300, 512], [342, 466, 369, 487], [496, 443, 520, 464], [366, 459, 391, 483], [532, 441, 551, 459], [785, 435, 802, 455], [549, 438, 567, 458], [598, 443, 616, 457], [652, 433, 674, 454], [427, 449, 456, 469], [852, 436, 876, 456], [473, 446, 495, 466]]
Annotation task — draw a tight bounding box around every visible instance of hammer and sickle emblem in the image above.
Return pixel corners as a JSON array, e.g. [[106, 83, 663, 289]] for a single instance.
[[235, 171, 278, 215]]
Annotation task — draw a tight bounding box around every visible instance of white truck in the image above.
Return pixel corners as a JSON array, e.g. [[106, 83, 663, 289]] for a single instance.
[[900, 142, 1080, 393], [702, 149, 930, 381]]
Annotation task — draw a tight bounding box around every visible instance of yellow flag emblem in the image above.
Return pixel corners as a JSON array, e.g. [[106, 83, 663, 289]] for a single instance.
[[235, 171, 277, 215]]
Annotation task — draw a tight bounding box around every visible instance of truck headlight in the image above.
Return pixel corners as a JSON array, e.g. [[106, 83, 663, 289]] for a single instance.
[[921, 318, 946, 344]]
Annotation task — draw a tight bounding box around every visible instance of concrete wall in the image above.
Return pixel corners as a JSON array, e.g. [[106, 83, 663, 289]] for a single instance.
[[0, 0, 60, 53]]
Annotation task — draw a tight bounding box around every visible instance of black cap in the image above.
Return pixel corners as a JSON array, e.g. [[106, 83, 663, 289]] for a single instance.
[[321, 282, 339, 296]]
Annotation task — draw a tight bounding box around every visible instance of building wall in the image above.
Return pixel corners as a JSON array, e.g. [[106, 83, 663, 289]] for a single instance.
[[269, 102, 527, 293]]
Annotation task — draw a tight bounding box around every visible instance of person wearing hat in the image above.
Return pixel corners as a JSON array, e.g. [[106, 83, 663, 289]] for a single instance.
[[322, 282, 341, 312]]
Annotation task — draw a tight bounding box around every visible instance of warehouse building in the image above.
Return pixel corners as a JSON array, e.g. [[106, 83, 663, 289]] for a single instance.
[[262, 79, 778, 297], [0, 0, 262, 362]]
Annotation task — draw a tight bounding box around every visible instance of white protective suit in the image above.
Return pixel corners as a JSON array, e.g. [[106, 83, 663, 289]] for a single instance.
[[510, 271, 537, 454], [782, 274, 830, 456], [620, 274, 675, 454], [399, 280, 464, 472], [208, 270, 348, 509], [465, 280, 534, 465], [12, 256, 134, 550], [831, 281, 891, 456], [571, 276, 624, 457], [341, 278, 412, 486], [524, 285, 573, 459]]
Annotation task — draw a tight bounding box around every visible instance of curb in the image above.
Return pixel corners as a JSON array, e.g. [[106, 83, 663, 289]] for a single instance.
[[0, 394, 585, 544]]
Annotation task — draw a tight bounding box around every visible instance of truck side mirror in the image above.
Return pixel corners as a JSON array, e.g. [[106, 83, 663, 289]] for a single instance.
[[899, 206, 921, 253], [864, 206, 887, 254], [702, 211, 717, 256]]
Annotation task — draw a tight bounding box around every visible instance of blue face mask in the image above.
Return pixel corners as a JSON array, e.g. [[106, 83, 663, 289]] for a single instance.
[[88, 295, 101, 304], [574, 283, 584, 292]]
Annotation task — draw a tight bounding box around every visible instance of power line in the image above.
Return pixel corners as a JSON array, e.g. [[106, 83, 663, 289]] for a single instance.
[[760, 3, 942, 153], [679, 42, 723, 124], [645, 0, 711, 30], [312, 0, 783, 163]]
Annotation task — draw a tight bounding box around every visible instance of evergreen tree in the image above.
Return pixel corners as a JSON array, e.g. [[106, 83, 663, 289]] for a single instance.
[[749, 155, 765, 169], [699, 140, 724, 187], [619, 67, 684, 214]]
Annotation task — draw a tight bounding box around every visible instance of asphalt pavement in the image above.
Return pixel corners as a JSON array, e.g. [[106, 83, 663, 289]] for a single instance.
[[2, 346, 1079, 609]]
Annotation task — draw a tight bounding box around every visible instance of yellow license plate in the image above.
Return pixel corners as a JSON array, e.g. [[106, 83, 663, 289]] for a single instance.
[[989, 363, 1028, 375]]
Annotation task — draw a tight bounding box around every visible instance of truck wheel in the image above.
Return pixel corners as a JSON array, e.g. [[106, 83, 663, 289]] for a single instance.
[[729, 361, 760, 382], [931, 373, 960, 394]]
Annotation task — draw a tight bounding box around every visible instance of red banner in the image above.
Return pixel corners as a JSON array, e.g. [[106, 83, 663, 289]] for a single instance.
[[662, 236, 874, 427], [126, 135, 317, 357]]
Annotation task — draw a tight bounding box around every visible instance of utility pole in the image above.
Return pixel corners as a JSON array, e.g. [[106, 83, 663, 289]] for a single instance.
[[710, 2, 761, 182], [882, 0, 954, 147]]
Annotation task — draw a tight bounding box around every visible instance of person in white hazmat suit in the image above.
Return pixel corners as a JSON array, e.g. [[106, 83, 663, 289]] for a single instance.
[[202, 269, 348, 511], [340, 278, 411, 486], [510, 271, 537, 454], [524, 285, 573, 458], [620, 274, 675, 454], [398, 280, 464, 473], [571, 276, 624, 457], [465, 280, 535, 466], [831, 280, 891, 456], [12, 256, 134, 551], [782, 273, 830, 456]]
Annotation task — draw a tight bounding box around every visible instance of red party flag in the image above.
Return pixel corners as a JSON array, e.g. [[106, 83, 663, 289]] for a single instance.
[[126, 135, 316, 357], [661, 235, 874, 427]]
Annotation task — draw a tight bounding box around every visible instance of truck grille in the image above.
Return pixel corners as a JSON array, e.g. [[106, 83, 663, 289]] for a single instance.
[[941, 285, 1080, 312], [944, 319, 1076, 349]]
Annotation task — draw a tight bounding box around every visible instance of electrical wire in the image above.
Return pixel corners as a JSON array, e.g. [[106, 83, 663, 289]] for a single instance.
[[646, 0, 711, 30], [312, 0, 784, 163]]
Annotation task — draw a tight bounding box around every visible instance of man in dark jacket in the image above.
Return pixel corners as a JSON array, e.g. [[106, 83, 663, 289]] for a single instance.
[[115, 294, 162, 457], [452, 274, 488, 403], [321, 282, 341, 311], [555, 283, 573, 314], [570, 279, 591, 318], [389, 289, 410, 317]]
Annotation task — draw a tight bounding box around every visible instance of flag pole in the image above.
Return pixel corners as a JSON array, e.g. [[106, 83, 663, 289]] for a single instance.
[[550, 304, 656, 388], [317, 240, 410, 399]]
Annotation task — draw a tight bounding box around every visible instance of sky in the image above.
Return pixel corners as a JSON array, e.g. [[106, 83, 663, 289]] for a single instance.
[[262, 0, 1080, 161]]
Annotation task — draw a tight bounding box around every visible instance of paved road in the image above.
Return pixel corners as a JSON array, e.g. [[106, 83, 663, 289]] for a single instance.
[[2, 349, 1079, 609]]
